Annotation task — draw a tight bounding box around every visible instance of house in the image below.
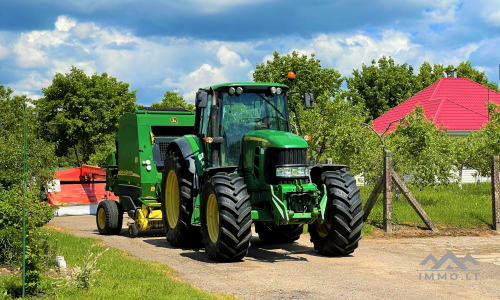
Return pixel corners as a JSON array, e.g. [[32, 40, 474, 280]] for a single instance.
[[370, 77, 500, 185]]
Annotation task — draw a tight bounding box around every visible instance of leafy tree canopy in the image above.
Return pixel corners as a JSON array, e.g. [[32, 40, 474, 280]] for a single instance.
[[386, 104, 455, 186], [36, 67, 137, 165], [344, 56, 421, 120], [0, 85, 59, 188], [151, 91, 195, 111]]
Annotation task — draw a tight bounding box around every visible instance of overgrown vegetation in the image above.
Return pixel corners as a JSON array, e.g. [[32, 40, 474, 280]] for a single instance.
[[1, 230, 237, 300]]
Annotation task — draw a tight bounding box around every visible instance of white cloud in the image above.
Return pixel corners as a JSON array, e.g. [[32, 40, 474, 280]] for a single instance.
[[9, 72, 51, 91], [164, 46, 253, 102], [290, 30, 421, 76], [486, 10, 500, 26], [55, 16, 77, 32], [0, 43, 8, 59], [50, 60, 97, 77]]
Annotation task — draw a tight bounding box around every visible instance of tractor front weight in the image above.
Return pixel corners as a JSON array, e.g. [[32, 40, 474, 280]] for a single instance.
[[267, 182, 320, 226]]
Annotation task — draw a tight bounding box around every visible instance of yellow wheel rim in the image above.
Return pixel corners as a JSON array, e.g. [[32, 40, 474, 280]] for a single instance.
[[315, 221, 331, 238], [165, 170, 180, 229], [207, 193, 219, 243], [97, 208, 106, 229]]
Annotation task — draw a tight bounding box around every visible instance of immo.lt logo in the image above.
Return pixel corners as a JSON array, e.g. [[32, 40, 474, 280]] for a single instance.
[[419, 251, 480, 280]]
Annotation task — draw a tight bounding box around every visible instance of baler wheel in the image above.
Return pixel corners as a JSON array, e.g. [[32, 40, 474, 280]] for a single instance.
[[200, 173, 252, 261], [96, 200, 123, 235], [128, 224, 138, 238], [161, 150, 201, 247], [255, 223, 303, 243], [309, 170, 364, 255]]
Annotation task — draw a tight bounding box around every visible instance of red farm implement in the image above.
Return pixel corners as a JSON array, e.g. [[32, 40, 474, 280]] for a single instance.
[[47, 165, 118, 216]]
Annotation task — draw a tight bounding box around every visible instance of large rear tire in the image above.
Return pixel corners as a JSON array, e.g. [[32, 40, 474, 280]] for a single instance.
[[309, 170, 364, 255], [161, 150, 201, 247], [255, 222, 303, 243], [200, 173, 252, 261], [96, 200, 123, 235]]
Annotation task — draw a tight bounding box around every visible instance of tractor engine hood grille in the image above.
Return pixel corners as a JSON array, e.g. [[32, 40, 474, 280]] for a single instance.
[[265, 148, 307, 185]]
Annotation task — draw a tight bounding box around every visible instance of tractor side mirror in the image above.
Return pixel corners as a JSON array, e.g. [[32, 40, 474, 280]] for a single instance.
[[305, 93, 314, 109], [196, 91, 208, 108]]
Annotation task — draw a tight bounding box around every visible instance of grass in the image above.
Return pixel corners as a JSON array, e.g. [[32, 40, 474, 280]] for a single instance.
[[0, 230, 237, 300], [360, 182, 493, 229]]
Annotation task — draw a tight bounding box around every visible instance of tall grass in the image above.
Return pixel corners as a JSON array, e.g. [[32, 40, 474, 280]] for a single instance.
[[360, 182, 493, 228]]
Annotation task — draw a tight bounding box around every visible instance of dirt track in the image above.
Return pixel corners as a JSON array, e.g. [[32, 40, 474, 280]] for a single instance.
[[49, 215, 500, 300]]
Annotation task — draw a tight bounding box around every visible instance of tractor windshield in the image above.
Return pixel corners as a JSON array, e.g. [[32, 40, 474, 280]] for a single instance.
[[219, 92, 289, 166]]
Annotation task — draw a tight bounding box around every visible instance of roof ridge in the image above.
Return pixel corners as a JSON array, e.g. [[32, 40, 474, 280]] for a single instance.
[[429, 78, 444, 100], [445, 98, 488, 118], [433, 97, 447, 124]]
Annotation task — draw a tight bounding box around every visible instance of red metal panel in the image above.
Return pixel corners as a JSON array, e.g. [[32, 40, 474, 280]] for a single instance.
[[48, 165, 119, 207]]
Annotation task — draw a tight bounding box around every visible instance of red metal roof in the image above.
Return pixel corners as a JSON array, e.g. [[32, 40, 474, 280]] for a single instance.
[[372, 78, 500, 133]]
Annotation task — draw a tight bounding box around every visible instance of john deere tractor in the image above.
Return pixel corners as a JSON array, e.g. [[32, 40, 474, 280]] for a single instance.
[[162, 75, 364, 261]]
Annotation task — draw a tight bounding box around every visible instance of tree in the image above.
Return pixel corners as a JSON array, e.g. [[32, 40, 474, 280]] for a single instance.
[[36, 67, 137, 165], [0, 86, 59, 188], [151, 91, 195, 111], [345, 56, 421, 120], [386, 104, 455, 187], [417, 62, 446, 90], [253, 51, 379, 177]]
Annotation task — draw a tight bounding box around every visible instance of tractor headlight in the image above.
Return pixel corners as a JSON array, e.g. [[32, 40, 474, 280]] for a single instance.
[[275, 165, 310, 178], [270, 87, 277, 94], [297, 167, 305, 176], [276, 87, 282, 95], [229, 87, 235, 95], [236, 87, 243, 95]]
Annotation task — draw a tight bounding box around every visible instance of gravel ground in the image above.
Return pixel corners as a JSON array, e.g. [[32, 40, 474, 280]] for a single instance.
[[49, 215, 500, 300]]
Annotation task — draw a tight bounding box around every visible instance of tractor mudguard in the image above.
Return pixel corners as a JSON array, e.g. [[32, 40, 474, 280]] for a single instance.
[[167, 137, 199, 175], [310, 164, 349, 183]]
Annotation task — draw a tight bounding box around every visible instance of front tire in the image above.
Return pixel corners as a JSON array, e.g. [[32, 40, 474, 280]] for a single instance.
[[255, 222, 303, 243], [96, 200, 123, 235], [200, 173, 252, 261], [161, 150, 201, 247], [309, 170, 364, 255]]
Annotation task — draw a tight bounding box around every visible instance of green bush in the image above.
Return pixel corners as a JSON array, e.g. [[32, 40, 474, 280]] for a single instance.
[[0, 186, 55, 231]]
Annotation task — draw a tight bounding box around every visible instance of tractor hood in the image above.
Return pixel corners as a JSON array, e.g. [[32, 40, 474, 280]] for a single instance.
[[243, 130, 308, 149]]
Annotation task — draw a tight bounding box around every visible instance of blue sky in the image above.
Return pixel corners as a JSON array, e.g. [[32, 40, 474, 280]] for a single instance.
[[0, 0, 499, 105]]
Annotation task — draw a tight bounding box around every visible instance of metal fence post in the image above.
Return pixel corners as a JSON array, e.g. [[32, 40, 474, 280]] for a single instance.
[[384, 150, 392, 233], [492, 156, 500, 231]]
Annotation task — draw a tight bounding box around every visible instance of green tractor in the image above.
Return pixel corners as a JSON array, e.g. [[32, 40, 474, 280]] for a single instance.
[[162, 76, 364, 261]]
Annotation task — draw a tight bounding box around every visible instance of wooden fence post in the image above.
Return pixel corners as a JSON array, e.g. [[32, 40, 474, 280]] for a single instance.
[[492, 156, 500, 231], [383, 150, 392, 233]]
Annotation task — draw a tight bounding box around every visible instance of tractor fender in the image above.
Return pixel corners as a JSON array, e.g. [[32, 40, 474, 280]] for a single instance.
[[166, 137, 197, 175], [310, 164, 349, 183]]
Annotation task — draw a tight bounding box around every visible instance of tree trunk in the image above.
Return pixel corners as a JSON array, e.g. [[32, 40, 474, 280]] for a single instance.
[[74, 145, 80, 167], [477, 170, 481, 185], [458, 168, 463, 190]]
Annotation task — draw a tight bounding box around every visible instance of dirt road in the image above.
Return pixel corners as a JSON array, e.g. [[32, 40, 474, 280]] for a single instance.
[[49, 215, 500, 300]]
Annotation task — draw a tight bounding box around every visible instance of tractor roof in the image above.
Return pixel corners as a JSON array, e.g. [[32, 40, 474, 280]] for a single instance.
[[205, 82, 289, 90]]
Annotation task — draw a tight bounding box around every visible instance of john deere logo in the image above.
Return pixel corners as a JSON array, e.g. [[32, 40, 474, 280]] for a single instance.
[[170, 117, 178, 124]]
